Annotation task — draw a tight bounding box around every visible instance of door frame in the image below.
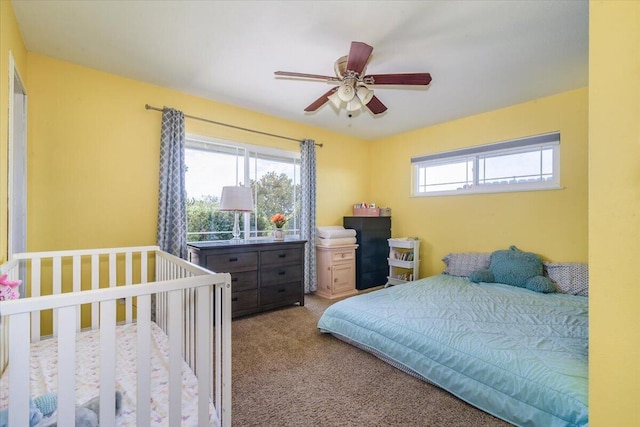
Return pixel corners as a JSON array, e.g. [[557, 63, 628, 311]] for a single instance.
[[8, 50, 28, 262]]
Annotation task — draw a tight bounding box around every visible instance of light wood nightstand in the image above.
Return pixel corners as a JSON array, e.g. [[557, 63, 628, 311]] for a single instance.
[[315, 244, 358, 299]]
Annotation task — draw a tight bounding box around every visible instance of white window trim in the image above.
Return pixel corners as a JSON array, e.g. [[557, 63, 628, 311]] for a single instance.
[[185, 133, 301, 240], [411, 132, 563, 197], [186, 133, 300, 160]]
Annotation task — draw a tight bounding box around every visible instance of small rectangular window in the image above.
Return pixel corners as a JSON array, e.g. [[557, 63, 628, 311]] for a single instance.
[[412, 132, 561, 196]]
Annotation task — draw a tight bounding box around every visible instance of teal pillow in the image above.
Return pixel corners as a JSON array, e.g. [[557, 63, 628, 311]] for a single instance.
[[489, 245, 543, 288], [469, 246, 555, 293], [525, 275, 557, 293], [469, 269, 494, 283]]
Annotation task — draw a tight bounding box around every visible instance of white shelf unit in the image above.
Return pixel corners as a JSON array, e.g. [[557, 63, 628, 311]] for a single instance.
[[386, 238, 420, 286]]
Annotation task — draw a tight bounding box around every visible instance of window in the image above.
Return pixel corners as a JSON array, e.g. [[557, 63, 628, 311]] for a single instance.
[[412, 132, 561, 196], [185, 134, 300, 241]]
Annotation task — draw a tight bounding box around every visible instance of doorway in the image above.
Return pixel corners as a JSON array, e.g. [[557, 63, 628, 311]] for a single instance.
[[8, 52, 27, 266]]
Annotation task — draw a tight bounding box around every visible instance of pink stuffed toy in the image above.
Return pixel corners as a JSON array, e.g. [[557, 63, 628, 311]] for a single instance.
[[0, 273, 21, 301]]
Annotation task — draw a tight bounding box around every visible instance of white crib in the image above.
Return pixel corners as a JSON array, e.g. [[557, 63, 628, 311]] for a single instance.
[[0, 246, 231, 426]]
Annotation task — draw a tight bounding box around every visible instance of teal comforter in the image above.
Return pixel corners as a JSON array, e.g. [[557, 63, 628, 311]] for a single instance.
[[317, 275, 588, 426]]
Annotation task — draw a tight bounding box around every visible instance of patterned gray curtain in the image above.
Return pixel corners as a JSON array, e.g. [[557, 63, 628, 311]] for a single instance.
[[157, 108, 187, 258], [300, 139, 317, 293]]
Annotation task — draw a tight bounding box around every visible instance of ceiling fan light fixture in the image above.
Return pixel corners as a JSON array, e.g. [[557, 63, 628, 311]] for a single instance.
[[337, 84, 355, 102], [356, 86, 374, 105], [346, 96, 362, 112], [328, 91, 342, 109]]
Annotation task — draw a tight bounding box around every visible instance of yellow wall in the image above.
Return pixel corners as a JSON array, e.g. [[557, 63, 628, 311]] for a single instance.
[[589, 1, 640, 425], [7, 1, 640, 423], [370, 88, 588, 276], [25, 53, 370, 252], [0, 0, 28, 262]]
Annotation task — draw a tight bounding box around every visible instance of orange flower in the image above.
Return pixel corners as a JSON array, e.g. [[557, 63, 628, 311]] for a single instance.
[[270, 213, 287, 228]]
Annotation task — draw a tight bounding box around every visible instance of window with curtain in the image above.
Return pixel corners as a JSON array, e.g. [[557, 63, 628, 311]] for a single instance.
[[185, 134, 301, 241], [412, 132, 561, 196]]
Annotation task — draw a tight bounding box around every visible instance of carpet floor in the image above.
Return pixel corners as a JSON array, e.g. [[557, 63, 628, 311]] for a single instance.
[[231, 293, 512, 426]]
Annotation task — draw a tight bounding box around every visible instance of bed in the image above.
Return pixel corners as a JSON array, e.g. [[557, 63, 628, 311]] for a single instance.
[[318, 270, 588, 426], [0, 246, 232, 426]]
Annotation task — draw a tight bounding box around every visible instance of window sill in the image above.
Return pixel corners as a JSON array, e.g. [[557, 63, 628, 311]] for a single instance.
[[412, 183, 564, 198]]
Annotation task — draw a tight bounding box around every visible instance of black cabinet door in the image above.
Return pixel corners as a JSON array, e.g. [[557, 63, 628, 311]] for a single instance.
[[343, 216, 391, 290]]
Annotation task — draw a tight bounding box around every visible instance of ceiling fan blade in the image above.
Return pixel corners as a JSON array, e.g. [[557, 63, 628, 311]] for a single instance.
[[304, 87, 338, 112], [275, 71, 340, 82], [364, 73, 432, 86], [345, 41, 373, 75], [366, 95, 388, 115]]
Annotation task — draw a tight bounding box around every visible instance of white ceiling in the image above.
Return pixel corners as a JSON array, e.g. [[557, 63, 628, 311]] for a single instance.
[[11, 1, 588, 140]]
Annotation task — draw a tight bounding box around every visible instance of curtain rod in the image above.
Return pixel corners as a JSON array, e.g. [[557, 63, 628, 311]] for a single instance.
[[145, 104, 323, 147]]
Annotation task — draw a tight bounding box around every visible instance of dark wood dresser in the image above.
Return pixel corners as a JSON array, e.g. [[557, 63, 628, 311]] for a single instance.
[[187, 239, 306, 318], [343, 216, 391, 290]]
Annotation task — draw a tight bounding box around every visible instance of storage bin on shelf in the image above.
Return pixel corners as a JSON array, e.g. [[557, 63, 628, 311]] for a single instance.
[[352, 207, 380, 217]]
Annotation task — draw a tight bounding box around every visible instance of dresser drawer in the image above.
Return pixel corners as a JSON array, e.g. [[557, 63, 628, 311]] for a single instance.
[[362, 254, 388, 272], [260, 264, 303, 287], [361, 270, 388, 289], [261, 248, 302, 266], [331, 249, 354, 262], [187, 240, 306, 317], [260, 282, 301, 307], [206, 251, 258, 272], [232, 290, 258, 314], [360, 233, 391, 257], [230, 270, 258, 292]]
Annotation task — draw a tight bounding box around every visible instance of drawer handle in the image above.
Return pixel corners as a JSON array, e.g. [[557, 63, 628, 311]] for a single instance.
[[277, 289, 286, 293], [278, 253, 286, 258], [231, 297, 238, 302], [229, 257, 238, 262], [278, 271, 286, 276]]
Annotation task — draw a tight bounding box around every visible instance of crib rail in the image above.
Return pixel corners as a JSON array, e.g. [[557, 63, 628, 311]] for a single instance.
[[154, 249, 233, 425], [11, 245, 158, 340], [0, 247, 232, 426]]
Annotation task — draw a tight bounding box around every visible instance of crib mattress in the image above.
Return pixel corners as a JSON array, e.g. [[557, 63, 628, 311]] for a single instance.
[[0, 322, 217, 426], [318, 275, 588, 426]]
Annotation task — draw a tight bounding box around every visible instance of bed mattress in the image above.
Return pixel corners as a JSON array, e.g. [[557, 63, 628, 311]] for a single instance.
[[317, 274, 588, 426], [0, 322, 217, 426]]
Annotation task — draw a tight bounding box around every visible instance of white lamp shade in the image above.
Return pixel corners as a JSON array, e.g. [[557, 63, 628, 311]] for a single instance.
[[219, 186, 253, 212], [328, 91, 343, 109], [356, 86, 374, 105], [346, 97, 362, 112], [337, 84, 355, 102]]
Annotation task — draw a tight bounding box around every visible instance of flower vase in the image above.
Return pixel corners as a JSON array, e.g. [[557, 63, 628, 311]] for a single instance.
[[273, 228, 285, 241]]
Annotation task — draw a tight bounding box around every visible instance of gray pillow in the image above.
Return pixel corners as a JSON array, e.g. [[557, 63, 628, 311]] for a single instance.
[[442, 252, 491, 277], [544, 262, 588, 296]]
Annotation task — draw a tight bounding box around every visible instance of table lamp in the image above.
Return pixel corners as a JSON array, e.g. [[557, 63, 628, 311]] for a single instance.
[[219, 186, 253, 241]]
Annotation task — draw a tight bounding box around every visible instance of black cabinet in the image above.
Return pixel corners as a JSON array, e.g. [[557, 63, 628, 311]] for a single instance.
[[187, 239, 306, 318], [343, 216, 391, 290]]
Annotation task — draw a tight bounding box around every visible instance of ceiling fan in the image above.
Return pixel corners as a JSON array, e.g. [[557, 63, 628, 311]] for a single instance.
[[275, 41, 432, 116]]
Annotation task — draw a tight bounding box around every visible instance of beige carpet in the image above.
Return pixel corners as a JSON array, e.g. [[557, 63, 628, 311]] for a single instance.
[[231, 293, 512, 427]]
